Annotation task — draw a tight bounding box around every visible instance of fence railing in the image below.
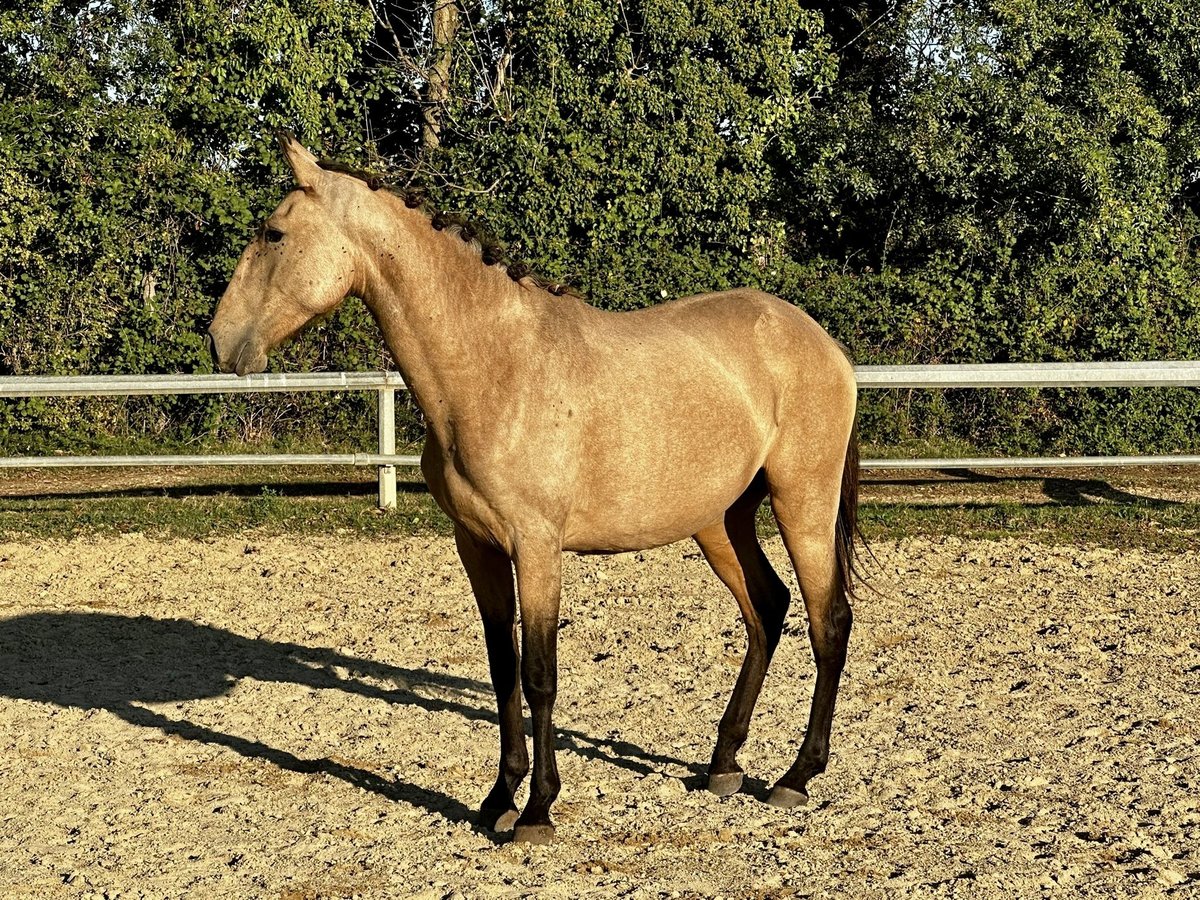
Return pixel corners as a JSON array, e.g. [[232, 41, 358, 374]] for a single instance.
[[854, 361, 1200, 470], [0, 372, 416, 509], [2, 361, 1199, 508]]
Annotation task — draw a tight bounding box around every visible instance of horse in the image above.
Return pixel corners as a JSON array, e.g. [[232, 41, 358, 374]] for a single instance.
[[208, 135, 860, 845]]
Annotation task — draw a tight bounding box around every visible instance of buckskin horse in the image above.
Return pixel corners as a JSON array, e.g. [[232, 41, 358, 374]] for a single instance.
[[208, 135, 860, 845]]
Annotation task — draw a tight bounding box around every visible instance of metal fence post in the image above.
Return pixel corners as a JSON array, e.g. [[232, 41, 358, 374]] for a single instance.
[[377, 386, 397, 510]]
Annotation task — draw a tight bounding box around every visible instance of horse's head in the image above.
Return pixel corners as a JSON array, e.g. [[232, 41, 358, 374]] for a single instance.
[[208, 135, 365, 375]]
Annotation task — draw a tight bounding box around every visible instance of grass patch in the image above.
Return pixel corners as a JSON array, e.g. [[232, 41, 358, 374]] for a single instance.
[[757, 489, 1200, 552], [0, 490, 453, 541], [0, 465, 1197, 550], [0, 466, 451, 540], [858, 500, 1200, 551]]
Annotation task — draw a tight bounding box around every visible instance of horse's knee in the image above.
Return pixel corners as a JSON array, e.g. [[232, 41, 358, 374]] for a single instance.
[[521, 657, 558, 707]]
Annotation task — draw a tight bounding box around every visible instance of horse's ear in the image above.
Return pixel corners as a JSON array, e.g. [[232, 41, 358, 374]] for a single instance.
[[276, 131, 323, 190]]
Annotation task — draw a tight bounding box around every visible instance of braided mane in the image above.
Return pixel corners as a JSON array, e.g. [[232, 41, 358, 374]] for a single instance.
[[316, 160, 578, 297]]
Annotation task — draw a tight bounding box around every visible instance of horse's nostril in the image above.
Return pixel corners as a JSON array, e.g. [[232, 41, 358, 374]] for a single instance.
[[205, 331, 219, 370]]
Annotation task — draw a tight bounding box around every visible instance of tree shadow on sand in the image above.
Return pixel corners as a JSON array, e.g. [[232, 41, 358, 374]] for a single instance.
[[0, 612, 703, 835]]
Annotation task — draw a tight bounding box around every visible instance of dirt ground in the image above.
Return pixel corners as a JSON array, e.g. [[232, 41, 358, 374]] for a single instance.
[[0, 531, 1197, 899]]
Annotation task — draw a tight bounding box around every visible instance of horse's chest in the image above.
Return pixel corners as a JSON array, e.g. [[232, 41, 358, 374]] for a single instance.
[[420, 440, 515, 546]]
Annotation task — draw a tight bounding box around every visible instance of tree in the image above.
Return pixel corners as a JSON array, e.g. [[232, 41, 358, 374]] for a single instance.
[[0, 0, 383, 447], [770, 0, 1200, 451], [421, 0, 838, 307], [2, 0, 1199, 455]]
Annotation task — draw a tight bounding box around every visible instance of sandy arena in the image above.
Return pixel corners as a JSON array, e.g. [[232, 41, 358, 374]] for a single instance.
[[0, 533, 1197, 898]]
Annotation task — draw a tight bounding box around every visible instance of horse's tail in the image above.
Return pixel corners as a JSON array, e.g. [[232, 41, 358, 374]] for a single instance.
[[836, 416, 862, 600]]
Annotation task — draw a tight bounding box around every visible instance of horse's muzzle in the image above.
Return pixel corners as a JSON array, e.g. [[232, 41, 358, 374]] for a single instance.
[[207, 328, 266, 375]]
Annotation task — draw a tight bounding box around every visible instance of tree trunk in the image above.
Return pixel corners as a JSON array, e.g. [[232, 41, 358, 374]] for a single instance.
[[423, 0, 460, 151]]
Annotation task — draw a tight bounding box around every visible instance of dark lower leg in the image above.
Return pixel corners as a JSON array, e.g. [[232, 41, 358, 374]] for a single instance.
[[772, 596, 852, 803], [455, 527, 527, 829], [709, 592, 788, 778], [708, 627, 769, 785], [697, 510, 789, 789], [515, 622, 559, 838], [512, 544, 562, 844], [477, 618, 527, 828]]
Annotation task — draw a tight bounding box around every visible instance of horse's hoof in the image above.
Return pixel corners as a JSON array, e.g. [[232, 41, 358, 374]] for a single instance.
[[481, 807, 520, 832], [767, 785, 809, 809], [513, 823, 556, 845], [707, 771, 744, 797]]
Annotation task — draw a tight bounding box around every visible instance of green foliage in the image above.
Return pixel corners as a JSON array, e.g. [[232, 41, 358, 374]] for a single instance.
[[1, 0, 1199, 457], [431, 0, 837, 307], [0, 0, 398, 451], [758, 0, 1200, 454]]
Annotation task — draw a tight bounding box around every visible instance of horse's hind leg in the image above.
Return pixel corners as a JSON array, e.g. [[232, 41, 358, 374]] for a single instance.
[[454, 526, 528, 832], [695, 473, 791, 796], [765, 485, 853, 807]]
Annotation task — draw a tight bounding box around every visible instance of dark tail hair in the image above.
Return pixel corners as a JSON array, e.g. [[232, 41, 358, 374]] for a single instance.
[[835, 418, 862, 600]]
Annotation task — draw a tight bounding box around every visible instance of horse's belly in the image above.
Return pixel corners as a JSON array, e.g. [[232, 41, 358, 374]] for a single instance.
[[561, 437, 764, 552], [559, 368, 774, 551], [561, 505, 731, 553]]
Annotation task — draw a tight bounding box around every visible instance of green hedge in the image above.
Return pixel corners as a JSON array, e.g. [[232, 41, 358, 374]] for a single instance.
[[2, 0, 1198, 458]]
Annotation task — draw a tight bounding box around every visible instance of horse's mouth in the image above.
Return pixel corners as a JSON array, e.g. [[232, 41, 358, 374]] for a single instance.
[[232, 340, 268, 376], [210, 332, 267, 376]]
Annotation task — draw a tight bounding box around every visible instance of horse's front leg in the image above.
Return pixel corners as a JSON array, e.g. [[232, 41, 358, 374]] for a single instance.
[[511, 537, 563, 844], [454, 526, 527, 832]]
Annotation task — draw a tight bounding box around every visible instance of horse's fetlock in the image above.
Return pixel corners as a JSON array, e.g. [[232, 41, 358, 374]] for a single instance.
[[503, 751, 529, 780], [717, 718, 751, 748]]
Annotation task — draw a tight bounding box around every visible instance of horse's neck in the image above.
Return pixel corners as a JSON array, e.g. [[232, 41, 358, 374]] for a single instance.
[[357, 213, 542, 439]]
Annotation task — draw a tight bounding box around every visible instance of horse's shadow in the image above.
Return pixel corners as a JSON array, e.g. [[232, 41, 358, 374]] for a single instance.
[[0, 612, 702, 835]]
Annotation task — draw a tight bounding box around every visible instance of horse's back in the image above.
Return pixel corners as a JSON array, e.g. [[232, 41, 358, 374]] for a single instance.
[[575, 288, 855, 432], [598, 288, 849, 376]]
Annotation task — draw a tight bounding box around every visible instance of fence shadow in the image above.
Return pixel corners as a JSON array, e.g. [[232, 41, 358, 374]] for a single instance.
[[1039, 476, 1179, 507], [6, 479, 430, 502], [0, 612, 701, 830], [864, 468, 1180, 508]]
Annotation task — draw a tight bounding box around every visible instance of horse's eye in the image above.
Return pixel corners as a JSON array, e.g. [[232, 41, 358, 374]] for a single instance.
[[264, 228, 284, 243]]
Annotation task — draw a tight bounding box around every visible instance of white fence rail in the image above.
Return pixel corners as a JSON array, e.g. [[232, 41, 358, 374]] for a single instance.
[[855, 360, 1200, 389], [854, 361, 1200, 471], [0, 372, 417, 510], [2, 362, 1199, 508]]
